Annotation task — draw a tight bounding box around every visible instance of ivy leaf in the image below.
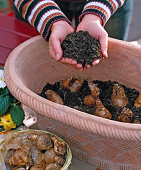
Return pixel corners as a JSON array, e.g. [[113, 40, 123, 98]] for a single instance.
[[10, 105, 25, 127], [10, 96, 17, 105], [0, 95, 10, 116], [4, 87, 11, 95], [0, 88, 4, 95], [0, 87, 9, 95], [3, 87, 18, 105]]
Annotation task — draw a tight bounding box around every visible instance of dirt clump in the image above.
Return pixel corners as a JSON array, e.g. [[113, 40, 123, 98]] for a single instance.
[[61, 31, 102, 68]]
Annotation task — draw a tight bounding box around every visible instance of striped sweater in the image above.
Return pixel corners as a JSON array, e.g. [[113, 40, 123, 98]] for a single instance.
[[14, 0, 125, 40]]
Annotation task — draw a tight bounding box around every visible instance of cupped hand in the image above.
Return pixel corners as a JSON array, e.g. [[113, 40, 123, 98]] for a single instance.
[[76, 14, 108, 69], [49, 21, 83, 70]]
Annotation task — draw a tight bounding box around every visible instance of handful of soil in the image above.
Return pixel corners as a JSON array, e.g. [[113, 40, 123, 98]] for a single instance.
[[61, 31, 102, 68]]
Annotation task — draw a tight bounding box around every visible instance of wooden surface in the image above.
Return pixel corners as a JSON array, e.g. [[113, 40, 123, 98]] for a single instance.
[[0, 13, 39, 68], [70, 158, 97, 170]]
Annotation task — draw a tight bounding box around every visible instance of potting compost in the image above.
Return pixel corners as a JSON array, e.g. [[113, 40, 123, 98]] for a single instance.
[[40, 78, 141, 123], [61, 31, 102, 67]]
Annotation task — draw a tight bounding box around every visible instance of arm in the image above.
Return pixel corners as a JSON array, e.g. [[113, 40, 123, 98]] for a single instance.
[[14, 0, 74, 62], [79, 0, 125, 26], [13, 0, 72, 40], [77, 0, 125, 68]]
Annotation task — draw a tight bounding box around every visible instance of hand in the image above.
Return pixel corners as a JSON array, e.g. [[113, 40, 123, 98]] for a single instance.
[[49, 21, 82, 70], [49, 21, 74, 61], [49, 21, 84, 71], [76, 14, 108, 69]]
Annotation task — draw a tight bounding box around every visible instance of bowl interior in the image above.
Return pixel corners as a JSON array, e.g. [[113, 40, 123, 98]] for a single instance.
[[12, 36, 141, 95], [4, 36, 141, 140]]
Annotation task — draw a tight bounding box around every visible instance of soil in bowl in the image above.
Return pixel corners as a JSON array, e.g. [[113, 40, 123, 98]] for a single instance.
[[40, 78, 141, 124], [61, 31, 102, 68]]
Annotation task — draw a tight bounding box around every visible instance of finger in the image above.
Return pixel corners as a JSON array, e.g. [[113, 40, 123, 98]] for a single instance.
[[78, 68, 83, 72], [84, 67, 87, 71], [85, 64, 91, 69], [60, 58, 82, 70], [76, 27, 80, 32], [60, 58, 67, 63], [69, 59, 77, 65], [49, 41, 56, 60], [51, 38, 62, 61], [76, 25, 80, 32], [76, 23, 85, 33], [92, 59, 101, 66], [60, 60, 80, 70], [99, 32, 108, 58], [62, 58, 77, 64], [76, 63, 83, 69]]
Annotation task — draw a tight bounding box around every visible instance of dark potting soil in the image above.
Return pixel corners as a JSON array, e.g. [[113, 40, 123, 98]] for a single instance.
[[39, 79, 141, 123], [61, 31, 102, 68]]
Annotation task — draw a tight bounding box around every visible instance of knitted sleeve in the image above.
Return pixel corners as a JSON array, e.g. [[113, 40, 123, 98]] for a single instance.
[[79, 0, 125, 26], [13, 0, 71, 40]]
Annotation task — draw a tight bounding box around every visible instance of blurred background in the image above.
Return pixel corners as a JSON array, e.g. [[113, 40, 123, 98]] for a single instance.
[[128, 0, 141, 42], [0, 0, 13, 16], [0, 0, 141, 42]]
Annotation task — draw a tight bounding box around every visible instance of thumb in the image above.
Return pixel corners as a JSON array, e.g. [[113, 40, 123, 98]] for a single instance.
[[99, 33, 108, 58], [52, 39, 63, 61]]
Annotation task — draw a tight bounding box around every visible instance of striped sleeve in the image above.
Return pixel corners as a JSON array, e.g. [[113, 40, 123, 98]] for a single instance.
[[79, 0, 125, 26], [13, 0, 72, 40]]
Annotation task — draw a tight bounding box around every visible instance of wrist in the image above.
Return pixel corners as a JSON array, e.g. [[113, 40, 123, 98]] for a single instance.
[[83, 14, 102, 25], [52, 21, 65, 30], [51, 20, 72, 31]]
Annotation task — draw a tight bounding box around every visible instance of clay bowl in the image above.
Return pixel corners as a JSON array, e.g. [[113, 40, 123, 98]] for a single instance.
[[4, 35, 141, 170]]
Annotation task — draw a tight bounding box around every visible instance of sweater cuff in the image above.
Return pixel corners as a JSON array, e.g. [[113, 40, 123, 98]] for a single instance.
[[37, 16, 72, 41], [79, 0, 125, 26], [14, 0, 72, 40]]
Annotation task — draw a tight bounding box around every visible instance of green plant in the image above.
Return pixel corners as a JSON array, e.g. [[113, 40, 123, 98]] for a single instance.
[[0, 69, 25, 132]]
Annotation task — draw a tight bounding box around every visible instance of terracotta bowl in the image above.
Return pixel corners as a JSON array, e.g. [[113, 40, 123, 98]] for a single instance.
[[4, 35, 141, 170]]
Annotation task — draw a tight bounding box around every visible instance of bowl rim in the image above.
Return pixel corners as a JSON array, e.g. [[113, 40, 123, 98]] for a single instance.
[[4, 36, 141, 141]]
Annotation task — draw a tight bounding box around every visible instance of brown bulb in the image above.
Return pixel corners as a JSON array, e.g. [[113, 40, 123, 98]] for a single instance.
[[88, 81, 100, 98], [62, 77, 84, 93], [8, 149, 31, 166], [30, 164, 46, 170], [36, 135, 53, 150], [61, 77, 72, 90], [45, 90, 64, 105], [52, 137, 67, 156], [118, 107, 134, 123], [133, 118, 141, 124], [111, 84, 128, 108], [134, 93, 141, 108], [44, 149, 56, 164], [45, 163, 57, 170], [83, 94, 96, 107], [94, 99, 112, 119]]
